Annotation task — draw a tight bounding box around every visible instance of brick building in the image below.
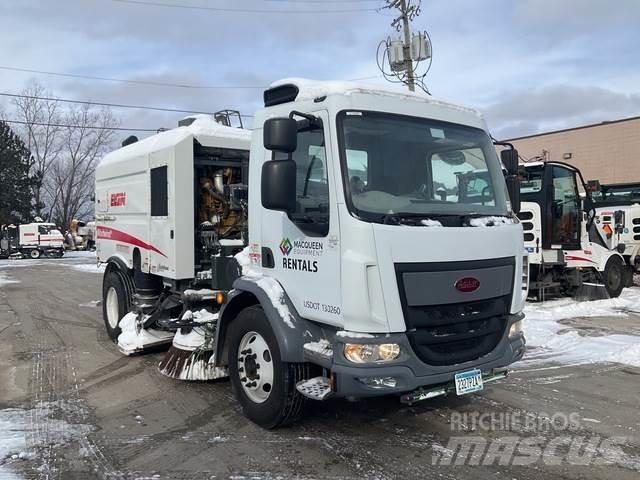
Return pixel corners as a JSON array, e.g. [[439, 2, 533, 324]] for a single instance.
[[504, 116, 640, 184]]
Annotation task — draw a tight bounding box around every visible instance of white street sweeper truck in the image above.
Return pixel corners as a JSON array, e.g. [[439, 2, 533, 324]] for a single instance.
[[588, 180, 640, 272], [0, 221, 65, 259], [96, 80, 528, 428], [517, 161, 627, 300]]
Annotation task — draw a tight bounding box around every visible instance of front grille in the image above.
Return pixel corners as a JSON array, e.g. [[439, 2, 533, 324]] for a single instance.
[[405, 296, 509, 366], [395, 258, 513, 367]]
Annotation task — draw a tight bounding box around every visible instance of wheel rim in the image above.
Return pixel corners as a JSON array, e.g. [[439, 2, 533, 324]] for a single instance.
[[237, 331, 274, 404], [30, 250, 40, 259], [105, 287, 120, 329]]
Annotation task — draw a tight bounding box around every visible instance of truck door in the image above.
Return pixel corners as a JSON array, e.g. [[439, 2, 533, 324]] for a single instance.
[[260, 110, 343, 326], [550, 166, 581, 250]]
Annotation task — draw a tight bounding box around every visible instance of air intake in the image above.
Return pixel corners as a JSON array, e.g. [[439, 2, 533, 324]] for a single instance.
[[264, 84, 299, 107]]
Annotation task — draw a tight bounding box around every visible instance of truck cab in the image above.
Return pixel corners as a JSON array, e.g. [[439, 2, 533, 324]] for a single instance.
[[229, 81, 527, 421], [518, 161, 627, 298]]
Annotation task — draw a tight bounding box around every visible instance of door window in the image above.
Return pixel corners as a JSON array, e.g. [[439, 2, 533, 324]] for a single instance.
[[551, 166, 580, 245], [277, 124, 330, 236]]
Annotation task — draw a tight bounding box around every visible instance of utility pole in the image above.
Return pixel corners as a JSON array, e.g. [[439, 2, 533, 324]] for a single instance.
[[397, 0, 416, 92], [378, 0, 431, 94]]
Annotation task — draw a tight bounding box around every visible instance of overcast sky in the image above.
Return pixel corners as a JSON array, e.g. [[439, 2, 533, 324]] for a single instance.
[[1, 0, 639, 141]]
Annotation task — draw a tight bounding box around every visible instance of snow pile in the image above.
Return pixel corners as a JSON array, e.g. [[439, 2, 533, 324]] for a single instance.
[[117, 313, 174, 355], [171, 310, 218, 351], [235, 246, 295, 328], [303, 339, 333, 358], [521, 289, 640, 367], [0, 404, 92, 480], [63, 251, 97, 259], [0, 408, 31, 480], [234, 246, 261, 278], [256, 277, 295, 329], [270, 78, 482, 117], [469, 216, 515, 227], [63, 263, 106, 274], [336, 330, 375, 339], [420, 219, 443, 227]]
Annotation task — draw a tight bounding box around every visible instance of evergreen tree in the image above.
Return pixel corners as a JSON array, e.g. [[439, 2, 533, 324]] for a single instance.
[[0, 120, 35, 225]]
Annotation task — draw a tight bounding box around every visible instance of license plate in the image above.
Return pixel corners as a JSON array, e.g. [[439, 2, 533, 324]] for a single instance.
[[454, 369, 484, 395]]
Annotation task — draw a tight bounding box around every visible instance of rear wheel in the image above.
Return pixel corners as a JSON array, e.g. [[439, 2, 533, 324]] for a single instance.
[[604, 256, 624, 298], [227, 306, 308, 429], [102, 270, 129, 341], [30, 249, 41, 259]]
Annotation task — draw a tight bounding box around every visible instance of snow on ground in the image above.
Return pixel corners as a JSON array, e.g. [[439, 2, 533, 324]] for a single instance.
[[0, 403, 91, 479], [522, 288, 640, 368], [62, 251, 97, 259], [58, 263, 106, 274], [0, 272, 19, 287]]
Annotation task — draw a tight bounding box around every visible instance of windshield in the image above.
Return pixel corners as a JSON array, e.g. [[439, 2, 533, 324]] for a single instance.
[[338, 111, 509, 222], [593, 184, 640, 206]]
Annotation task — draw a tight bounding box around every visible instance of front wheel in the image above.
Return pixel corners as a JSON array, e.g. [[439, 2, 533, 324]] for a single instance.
[[603, 256, 625, 298], [30, 249, 41, 259], [102, 270, 130, 341], [227, 306, 308, 429]]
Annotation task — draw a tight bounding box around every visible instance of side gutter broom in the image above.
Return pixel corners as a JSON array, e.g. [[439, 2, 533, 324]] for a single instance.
[[158, 304, 228, 381]]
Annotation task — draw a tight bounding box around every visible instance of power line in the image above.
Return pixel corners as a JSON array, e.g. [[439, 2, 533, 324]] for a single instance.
[[112, 0, 380, 13], [3, 119, 158, 133], [0, 66, 264, 90], [0, 65, 382, 90], [0, 92, 255, 118]]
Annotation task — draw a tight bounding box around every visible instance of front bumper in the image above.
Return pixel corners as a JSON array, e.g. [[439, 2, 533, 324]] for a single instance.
[[305, 314, 526, 399]]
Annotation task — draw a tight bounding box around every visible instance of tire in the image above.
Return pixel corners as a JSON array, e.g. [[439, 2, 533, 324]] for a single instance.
[[102, 270, 130, 341], [30, 249, 41, 259], [603, 256, 625, 298], [227, 306, 308, 429]]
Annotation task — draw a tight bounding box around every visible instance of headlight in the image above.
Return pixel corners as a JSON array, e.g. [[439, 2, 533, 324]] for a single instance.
[[509, 320, 523, 337], [344, 343, 401, 363]]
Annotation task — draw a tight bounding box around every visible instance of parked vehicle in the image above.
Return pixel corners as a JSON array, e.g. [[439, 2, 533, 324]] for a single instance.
[[518, 161, 627, 300], [0, 222, 65, 259], [65, 219, 96, 251], [96, 80, 527, 428], [588, 181, 640, 272]]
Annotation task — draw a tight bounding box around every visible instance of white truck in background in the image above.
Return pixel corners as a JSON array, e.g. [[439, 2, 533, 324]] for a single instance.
[[517, 161, 627, 300], [588, 181, 640, 272], [0, 222, 65, 259], [96, 80, 527, 428]]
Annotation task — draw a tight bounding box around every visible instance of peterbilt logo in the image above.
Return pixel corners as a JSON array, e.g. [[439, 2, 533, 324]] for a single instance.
[[455, 277, 480, 293]]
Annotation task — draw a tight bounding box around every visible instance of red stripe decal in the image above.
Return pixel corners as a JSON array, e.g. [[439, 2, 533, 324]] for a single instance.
[[96, 226, 167, 258], [565, 255, 596, 264]]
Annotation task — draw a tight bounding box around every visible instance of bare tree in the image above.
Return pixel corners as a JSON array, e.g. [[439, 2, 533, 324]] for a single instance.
[[46, 104, 118, 230], [12, 82, 63, 217]]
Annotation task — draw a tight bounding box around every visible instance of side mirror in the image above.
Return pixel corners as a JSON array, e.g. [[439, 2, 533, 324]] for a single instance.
[[261, 159, 296, 213], [586, 179, 600, 193], [506, 175, 521, 215], [501, 149, 519, 175], [264, 117, 297, 153]]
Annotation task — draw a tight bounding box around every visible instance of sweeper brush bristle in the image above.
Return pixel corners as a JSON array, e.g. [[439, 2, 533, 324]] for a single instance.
[[574, 282, 610, 302], [158, 344, 228, 381]]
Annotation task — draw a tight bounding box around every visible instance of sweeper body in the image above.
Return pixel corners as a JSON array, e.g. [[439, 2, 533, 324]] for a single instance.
[[96, 80, 527, 428], [518, 161, 627, 300]]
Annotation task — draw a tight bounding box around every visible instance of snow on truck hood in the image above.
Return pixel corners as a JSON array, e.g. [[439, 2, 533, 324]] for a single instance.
[[269, 78, 484, 118], [98, 115, 251, 169]]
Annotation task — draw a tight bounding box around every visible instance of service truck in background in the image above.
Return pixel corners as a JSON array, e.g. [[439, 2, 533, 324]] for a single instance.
[[0, 222, 65, 259], [589, 181, 640, 272], [95, 79, 527, 428], [518, 161, 627, 300]]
